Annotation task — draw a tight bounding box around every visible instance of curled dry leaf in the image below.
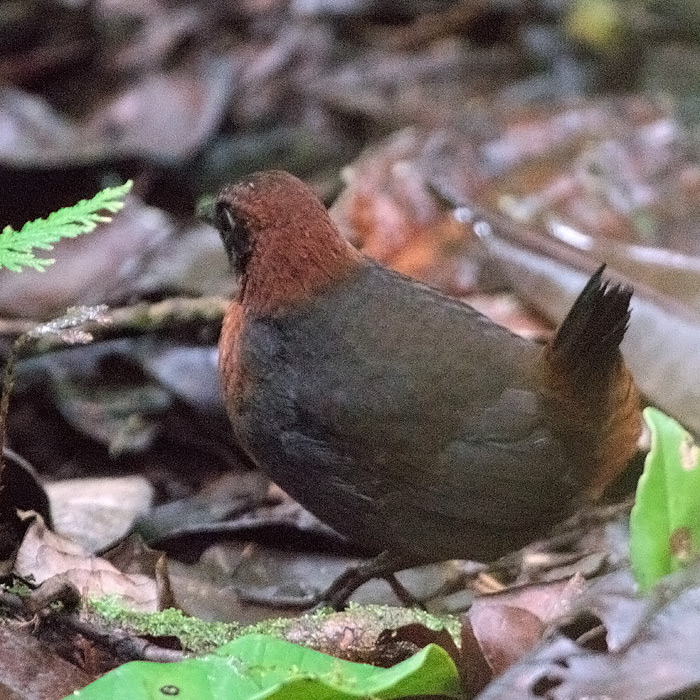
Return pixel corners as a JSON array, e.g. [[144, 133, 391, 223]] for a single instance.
[[14, 516, 160, 612], [103, 534, 176, 611], [477, 569, 700, 699], [469, 605, 545, 677]]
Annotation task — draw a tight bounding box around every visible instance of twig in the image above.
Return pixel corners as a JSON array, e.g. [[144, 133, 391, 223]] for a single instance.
[[64, 615, 185, 663], [0, 319, 36, 335], [24, 296, 229, 357]]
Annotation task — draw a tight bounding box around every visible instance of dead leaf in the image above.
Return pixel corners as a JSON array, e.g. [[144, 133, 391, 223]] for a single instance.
[[46, 476, 154, 553], [14, 517, 160, 612], [477, 569, 700, 699], [470, 604, 545, 676], [331, 129, 479, 295], [0, 625, 94, 700]]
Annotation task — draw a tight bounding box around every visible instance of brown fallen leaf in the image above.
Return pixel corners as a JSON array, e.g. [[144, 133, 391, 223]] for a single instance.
[[103, 535, 175, 611], [470, 604, 545, 677], [14, 516, 160, 612], [456, 575, 587, 693], [0, 624, 94, 700], [477, 569, 700, 699], [331, 129, 480, 295]]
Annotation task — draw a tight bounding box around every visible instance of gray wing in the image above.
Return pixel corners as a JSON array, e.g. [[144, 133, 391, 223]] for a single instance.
[[257, 265, 576, 550]]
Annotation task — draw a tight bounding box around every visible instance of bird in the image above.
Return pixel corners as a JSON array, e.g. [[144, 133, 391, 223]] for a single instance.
[[213, 170, 641, 609]]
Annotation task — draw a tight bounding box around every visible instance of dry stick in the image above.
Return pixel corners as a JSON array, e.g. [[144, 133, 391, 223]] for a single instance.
[[63, 614, 185, 663], [28, 296, 229, 356], [0, 319, 34, 335], [0, 297, 229, 344]]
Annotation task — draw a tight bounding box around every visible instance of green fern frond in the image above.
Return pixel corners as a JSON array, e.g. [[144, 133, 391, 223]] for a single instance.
[[0, 180, 133, 272]]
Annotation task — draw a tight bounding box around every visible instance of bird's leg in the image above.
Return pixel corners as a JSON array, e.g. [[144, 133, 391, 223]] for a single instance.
[[385, 573, 426, 609], [318, 550, 418, 610]]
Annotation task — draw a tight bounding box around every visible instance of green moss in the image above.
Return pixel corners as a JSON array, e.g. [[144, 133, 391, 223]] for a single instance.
[[89, 597, 240, 655], [342, 603, 460, 638], [238, 613, 307, 637], [88, 598, 460, 656]]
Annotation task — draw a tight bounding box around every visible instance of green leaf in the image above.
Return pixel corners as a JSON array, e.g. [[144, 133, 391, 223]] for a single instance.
[[630, 407, 700, 592], [0, 180, 132, 272], [67, 633, 460, 700]]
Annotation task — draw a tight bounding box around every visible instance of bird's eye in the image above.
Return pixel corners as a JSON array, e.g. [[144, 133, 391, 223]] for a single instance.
[[215, 204, 236, 235], [214, 203, 252, 273]]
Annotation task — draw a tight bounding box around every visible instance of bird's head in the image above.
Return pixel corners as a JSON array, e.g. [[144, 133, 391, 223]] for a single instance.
[[211, 171, 363, 315]]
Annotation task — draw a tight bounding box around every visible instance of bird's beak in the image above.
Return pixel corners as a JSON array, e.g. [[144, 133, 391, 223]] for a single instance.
[[196, 195, 217, 227]]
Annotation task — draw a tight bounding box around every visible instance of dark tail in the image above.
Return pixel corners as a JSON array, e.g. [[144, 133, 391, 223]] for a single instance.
[[550, 265, 632, 389], [545, 265, 640, 499]]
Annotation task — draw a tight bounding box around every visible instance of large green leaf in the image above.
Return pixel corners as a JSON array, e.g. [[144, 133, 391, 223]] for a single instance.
[[68, 633, 460, 699], [630, 407, 700, 591]]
